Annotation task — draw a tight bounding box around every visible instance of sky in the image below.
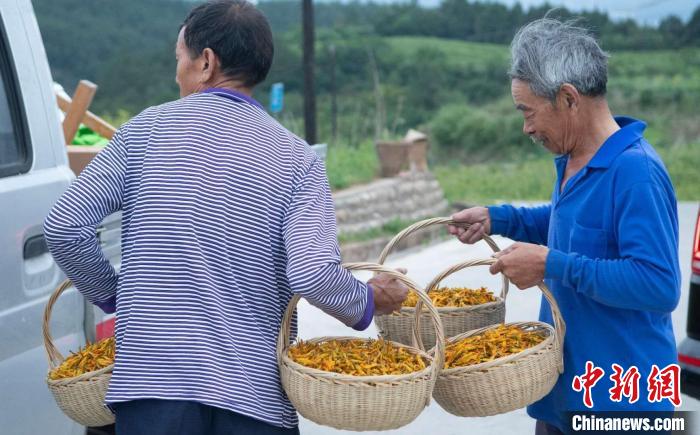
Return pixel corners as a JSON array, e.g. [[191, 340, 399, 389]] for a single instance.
[[489, 0, 698, 25]]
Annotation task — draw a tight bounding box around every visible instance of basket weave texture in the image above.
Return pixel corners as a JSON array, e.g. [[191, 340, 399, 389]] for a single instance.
[[277, 262, 445, 431], [43, 280, 115, 427], [374, 217, 508, 349], [418, 258, 566, 417]]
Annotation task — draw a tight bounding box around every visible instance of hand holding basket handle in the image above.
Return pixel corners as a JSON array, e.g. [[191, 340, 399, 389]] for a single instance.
[[378, 216, 502, 264], [369, 267, 409, 315], [490, 242, 549, 290], [448, 206, 491, 245]]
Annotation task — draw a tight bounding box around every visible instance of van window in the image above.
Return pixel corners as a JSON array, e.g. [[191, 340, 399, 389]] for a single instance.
[[0, 20, 31, 178]]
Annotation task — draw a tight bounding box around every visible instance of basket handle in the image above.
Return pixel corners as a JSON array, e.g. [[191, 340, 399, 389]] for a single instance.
[[276, 262, 446, 379], [42, 279, 74, 369], [415, 258, 565, 366], [423, 254, 509, 303], [377, 217, 508, 299]]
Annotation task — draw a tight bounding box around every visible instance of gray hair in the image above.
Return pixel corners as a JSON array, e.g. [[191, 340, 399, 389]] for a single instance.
[[509, 17, 609, 101]]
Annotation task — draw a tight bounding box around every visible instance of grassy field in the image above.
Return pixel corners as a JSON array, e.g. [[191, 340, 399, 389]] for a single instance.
[[325, 140, 700, 203], [323, 37, 700, 203], [385, 36, 510, 69], [435, 141, 700, 204]]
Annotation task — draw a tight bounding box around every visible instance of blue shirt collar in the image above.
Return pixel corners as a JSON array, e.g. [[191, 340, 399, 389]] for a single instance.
[[200, 87, 264, 110], [586, 116, 646, 169]]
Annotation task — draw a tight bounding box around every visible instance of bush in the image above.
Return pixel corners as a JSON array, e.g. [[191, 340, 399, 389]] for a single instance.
[[325, 140, 379, 190], [434, 157, 556, 204], [429, 102, 535, 163]]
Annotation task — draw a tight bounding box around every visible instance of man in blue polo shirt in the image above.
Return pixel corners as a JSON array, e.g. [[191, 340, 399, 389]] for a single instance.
[[448, 18, 681, 434]]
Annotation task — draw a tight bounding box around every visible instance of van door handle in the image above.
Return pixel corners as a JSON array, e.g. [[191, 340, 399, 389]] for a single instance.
[[24, 234, 49, 259]]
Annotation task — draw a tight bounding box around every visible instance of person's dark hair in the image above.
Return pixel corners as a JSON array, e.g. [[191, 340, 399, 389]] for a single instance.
[[182, 0, 273, 87]]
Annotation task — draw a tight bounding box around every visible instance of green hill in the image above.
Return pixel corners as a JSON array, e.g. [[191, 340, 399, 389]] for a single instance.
[[377, 36, 700, 148], [385, 35, 700, 105], [385, 36, 510, 68], [331, 36, 700, 200]]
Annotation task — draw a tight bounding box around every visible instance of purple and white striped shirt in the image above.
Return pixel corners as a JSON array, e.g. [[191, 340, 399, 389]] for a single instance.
[[44, 89, 372, 428]]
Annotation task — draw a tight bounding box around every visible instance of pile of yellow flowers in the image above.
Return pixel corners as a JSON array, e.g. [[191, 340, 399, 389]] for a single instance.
[[288, 339, 427, 376], [403, 286, 496, 308], [444, 325, 545, 369], [48, 337, 115, 380]]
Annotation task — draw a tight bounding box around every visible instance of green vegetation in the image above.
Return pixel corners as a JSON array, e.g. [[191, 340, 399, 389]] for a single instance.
[[323, 138, 700, 203], [34, 0, 700, 124], [33, 0, 700, 202], [428, 98, 538, 162], [434, 157, 555, 204], [434, 141, 700, 204], [385, 37, 509, 68], [660, 142, 700, 200], [325, 140, 378, 190], [324, 139, 700, 204]]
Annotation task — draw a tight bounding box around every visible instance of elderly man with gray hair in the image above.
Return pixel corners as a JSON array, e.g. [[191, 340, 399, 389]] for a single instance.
[[448, 17, 680, 434]]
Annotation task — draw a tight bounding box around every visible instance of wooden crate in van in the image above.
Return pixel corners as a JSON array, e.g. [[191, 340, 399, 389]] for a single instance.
[[56, 80, 116, 175]]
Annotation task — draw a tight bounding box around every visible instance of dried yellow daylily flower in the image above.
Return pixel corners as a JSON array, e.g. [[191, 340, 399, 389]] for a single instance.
[[48, 337, 115, 380], [444, 325, 545, 369], [403, 286, 496, 308], [288, 338, 426, 376]]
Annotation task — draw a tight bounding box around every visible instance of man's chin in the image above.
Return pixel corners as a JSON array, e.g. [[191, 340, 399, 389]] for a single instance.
[[540, 142, 560, 154]]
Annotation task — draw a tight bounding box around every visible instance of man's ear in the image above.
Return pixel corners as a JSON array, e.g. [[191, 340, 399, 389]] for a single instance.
[[200, 48, 217, 82], [558, 83, 580, 110]]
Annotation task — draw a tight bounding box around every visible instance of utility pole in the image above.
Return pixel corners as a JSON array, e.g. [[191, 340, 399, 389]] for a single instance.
[[302, 0, 317, 144]]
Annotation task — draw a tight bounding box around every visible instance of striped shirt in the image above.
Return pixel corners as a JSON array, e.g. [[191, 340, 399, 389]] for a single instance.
[[44, 88, 372, 428]]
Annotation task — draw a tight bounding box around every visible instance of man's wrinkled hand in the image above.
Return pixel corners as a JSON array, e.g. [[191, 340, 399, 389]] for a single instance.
[[489, 242, 548, 289], [368, 268, 409, 315], [448, 206, 491, 244]]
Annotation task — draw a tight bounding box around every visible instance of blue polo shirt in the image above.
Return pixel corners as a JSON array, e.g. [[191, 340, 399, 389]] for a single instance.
[[488, 116, 680, 431]]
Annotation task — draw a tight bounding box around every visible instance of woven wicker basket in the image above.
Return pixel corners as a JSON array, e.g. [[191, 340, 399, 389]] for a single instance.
[[374, 217, 508, 349], [418, 258, 565, 417], [43, 280, 115, 427], [277, 262, 445, 431]]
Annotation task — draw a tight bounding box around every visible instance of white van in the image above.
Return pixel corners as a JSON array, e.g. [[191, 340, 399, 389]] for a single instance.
[[0, 1, 119, 434]]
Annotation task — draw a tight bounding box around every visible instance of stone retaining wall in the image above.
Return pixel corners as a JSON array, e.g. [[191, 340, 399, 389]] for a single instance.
[[334, 172, 450, 262], [333, 172, 449, 235]]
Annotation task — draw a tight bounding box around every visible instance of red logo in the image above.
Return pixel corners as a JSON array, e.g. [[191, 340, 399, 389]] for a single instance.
[[609, 364, 641, 404], [572, 361, 606, 408], [573, 362, 682, 408], [647, 364, 682, 407]]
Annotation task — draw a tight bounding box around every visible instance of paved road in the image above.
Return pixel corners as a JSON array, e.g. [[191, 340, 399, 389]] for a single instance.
[[296, 202, 699, 434]]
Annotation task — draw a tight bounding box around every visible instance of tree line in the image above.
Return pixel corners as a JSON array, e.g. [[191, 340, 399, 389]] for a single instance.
[[33, 0, 700, 138]]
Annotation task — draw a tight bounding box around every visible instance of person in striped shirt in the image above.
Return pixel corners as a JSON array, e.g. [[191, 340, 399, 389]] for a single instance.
[[44, 1, 409, 433]]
